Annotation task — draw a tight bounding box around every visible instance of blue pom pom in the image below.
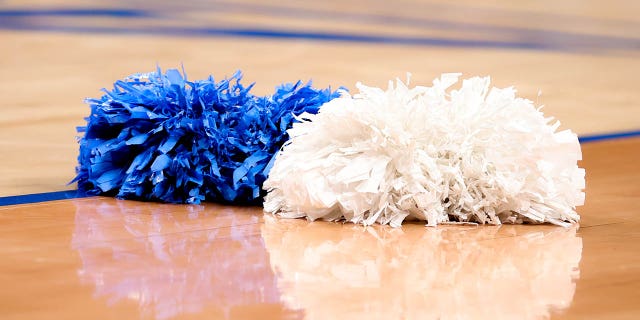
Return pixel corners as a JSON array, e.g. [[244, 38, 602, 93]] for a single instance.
[[74, 68, 342, 204]]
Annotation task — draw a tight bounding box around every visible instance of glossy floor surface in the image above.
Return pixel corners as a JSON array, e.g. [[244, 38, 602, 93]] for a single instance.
[[1, 0, 639, 319], [2, 138, 639, 319]]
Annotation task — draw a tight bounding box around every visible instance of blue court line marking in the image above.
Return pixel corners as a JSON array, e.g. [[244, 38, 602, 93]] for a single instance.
[[0, 129, 638, 207], [0, 22, 565, 51], [202, 1, 640, 51], [0, 7, 638, 52], [202, 0, 640, 32], [578, 129, 640, 143], [0, 190, 88, 206], [0, 8, 150, 18]]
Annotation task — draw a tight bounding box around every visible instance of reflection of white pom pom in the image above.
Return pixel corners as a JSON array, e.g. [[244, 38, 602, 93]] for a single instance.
[[263, 74, 585, 227], [261, 217, 583, 320]]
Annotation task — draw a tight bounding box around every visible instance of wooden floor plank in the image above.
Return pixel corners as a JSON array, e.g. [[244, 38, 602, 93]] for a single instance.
[[1, 1, 638, 318]]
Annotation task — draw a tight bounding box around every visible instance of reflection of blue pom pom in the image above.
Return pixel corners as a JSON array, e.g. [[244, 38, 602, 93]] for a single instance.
[[74, 68, 341, 204]]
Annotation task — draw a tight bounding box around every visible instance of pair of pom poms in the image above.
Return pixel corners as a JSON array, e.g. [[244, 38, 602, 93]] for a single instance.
[[75, 68, 585, 227]]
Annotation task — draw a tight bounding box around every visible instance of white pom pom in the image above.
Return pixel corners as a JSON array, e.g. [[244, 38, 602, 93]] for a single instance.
[[263, 74, 585, 227]]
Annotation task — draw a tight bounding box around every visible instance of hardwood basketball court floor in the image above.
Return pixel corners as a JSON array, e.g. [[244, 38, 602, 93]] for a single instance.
[[1, 1, 639, 319]]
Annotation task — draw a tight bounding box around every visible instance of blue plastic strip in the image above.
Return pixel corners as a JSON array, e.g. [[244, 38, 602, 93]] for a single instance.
[[0, 190, 89, 206], [579, 129, 640, 143]]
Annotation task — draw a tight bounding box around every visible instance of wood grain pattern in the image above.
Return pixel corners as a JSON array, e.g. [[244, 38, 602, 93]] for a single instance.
[[0, 0, 638, 318]]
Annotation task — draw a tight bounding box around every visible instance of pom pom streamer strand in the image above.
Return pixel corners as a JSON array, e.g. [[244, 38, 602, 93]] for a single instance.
[[74, 68, 341, 204], [263, 74, 585, 227]]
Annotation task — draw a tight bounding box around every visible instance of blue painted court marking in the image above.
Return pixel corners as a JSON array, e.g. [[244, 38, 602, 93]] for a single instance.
[[201, 0, 640, 33], [0, 22, 576, 51], [0, 7, 638, 52], [578, 129, 640, 143], [200, 1, 640, 52], [0, 8, 150, 18], [0, 129, 638, 207], [0, 190, 89, 207]]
